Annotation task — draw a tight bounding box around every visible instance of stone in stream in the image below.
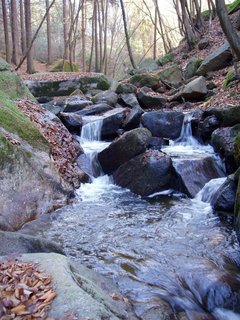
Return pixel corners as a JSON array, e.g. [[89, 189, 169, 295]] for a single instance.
[[211, 175, 237, 214], [137, 87, 167, 109], [172, 157, 224, 198], [92, 90, 118, 107], [122, 106, 144, 131], [141, 111, 184, 140], [118, 93, 142, 109], [63, 95, 93, 112], [198, 115, 221, 141], [98, 128, 152, 175], [211, 125, 240, 174], [113, 149, 172, 197], [100, 107, 127, 139], [0, 253, 137, 320], [40, 99, 65, 115], [0, 231, 64, 256], [207, 105, 240, 127], [59, 112, 83, 134], [75, 102, 113, 116]]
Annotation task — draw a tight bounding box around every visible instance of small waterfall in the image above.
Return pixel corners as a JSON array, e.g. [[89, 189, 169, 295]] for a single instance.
[[174, 113, 199, 147], [81, 116, 103, 141], [195, 177, 226, 203]]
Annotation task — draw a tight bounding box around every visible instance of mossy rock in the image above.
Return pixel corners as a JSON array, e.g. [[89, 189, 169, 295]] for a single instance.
[[157, 64, 183, 86], [184, 57, 202, 79], [127, 73, 160, 89], [138, 58, 159, 72], [156, 53, 175, 66], [212, 105, 240, 127], [69, 89, 84, 96], [49, 59, 79, 72], [0, 58, 11, 71], [0, 134, 14, 168], [223, 67, 236, 88], [227, 0, 240, 13]]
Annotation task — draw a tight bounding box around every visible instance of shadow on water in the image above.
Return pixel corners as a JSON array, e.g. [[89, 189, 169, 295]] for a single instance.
[[20, 115, 240, 320]]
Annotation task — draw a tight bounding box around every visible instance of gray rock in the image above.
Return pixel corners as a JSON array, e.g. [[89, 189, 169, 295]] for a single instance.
[[158, 64, 183, 87], [92, 90, 118, 107], [0, 231, 64, 256], [59, 112, 83, 134], [184, 57, 202, 79], [181, 76, 208, 101], [123, 107, 144, 131], [113, 150, 172, 197], [76, 103, 113, 116], [172, 157, 224, 197], [63, 95, 93, 112], [211, 176, 237, 213], [141, 111, 184, 140], [198, 38, 209, 50], [197, 42, 232, 75], [209, 105, 240, 127], [137, 87, 167, 109], [116, 83, 137, 94], [119, 93, 141, 109], [0, 253, 136, 320], [198, 115, 221, 141], [98, 128, 152, 174], [101, 107, 127, 139], [211, 125, 240, 174], [40, 100, 65, 115]]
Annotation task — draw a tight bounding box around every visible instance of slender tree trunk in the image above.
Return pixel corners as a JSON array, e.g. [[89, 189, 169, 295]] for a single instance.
[[63, 0, 69, 60], [155, 0, 169, 53], [1, 0, 11, 63], [10, 0, 20, 65], [19, 0, 26, 55], [153, 5, 157, 60], [216, 0, 240, 59], [94, 0, 99, 72], [81, 0, 86, 72], [180, 0, 196, 49], [119, 0, 136, 69], [46, 0, 52, 64], [102, 0, 109, 74], [89, 6, 95, 72], [24, 0, 34, 73]]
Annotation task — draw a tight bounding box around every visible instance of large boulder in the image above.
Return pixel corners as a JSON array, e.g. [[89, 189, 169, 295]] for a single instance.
[[211, 176, 237, 214], [113, 150, 172, 196], [137, 87, 167, 109], [184, 57, 202, 79], [0, 253, 136, 320], [23, 73, 111, 97], [116, 83, 137, 94], [63, 95, 93, 112], [198, 115, 221, 141], [92, 90, 118, 107], [59, 112, 83, 134], [101, 107, 127, 139], [76, 102, 113, 116], [126, 73, 160, 89], [172, 157, 224, 197], [158, 65, 183, 87], [141, 111, 184, 140], [0, 231, 64, 256], [208, 105, 240, 127], [181, 76, 208, 101], [122, 107, 144, 131], [197, 42, 233, 75], [211, 125, 240, 174], [98, 128, 151, 174], [119, 93, 142, 109]]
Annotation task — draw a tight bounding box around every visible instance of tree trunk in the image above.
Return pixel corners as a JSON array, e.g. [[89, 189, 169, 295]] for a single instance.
[[153, 5, 157, 60], [119, 0, 136, 69], [63, 0, 69, 60], [10, 0, 20, 65], [102, 0, 109, 74], [81, 0, 86, 72], [94, 0, 99, 72], [89, 5, 95, 72], [19, 0, 26, 55], [24, 0, 34, 73], [1, 0, 11, 63], [215, 0, 240, 59], [46, 0, 52, 65], [180, 0, 196, 49]]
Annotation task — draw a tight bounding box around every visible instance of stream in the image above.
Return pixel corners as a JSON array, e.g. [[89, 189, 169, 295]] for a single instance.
[[21, 114, 240, 319]]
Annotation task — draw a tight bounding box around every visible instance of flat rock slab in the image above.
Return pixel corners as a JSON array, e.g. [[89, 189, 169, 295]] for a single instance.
[[0, 253, 136, 320]]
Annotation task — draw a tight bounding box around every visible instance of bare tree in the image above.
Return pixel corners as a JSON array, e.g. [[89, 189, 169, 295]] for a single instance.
[[63, 0, 69, 60], [46, 0, 52, 65], [1, 0, 11, 63], [19, 0, 26, 55], [119, 0, 136, 69], [10, 0, 20, 65]]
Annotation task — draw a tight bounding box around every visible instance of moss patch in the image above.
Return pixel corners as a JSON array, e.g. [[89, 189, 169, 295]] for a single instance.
[[156, 53, 175, 66], [0, 134, 14, 168], [128, 73, 160, 89], [0, 58, 11, 71], [223, 67, 236, 88], [49, 59, 79, 72], [227, 0, 240, 13]]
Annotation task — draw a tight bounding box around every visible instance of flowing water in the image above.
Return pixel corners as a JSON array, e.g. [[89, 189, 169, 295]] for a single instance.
[[21, 115, 240, 319]]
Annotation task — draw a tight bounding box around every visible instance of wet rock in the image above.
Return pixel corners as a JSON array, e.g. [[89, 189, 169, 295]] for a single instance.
[[184, 57, 202, 80], [37, 96, 53, 104], [198, 38, 209, 50], [101, 107, 127, 139], [98, 128, 151, 174], [4, 253, 136, 320], [181, 76, 208, 101], [0, 231, 64, 256], [158, 64, 183, 87], [148, 137, 166, 150], [172, 157, 223, 198], [123, 107, 144, 131], [137, 87, 167, 109], [198, 115, 221, 141], [211, 125, 240, 174], [209, 105, 240, 127], [211, 176, 237, 214], [59, 112, 83, 134], [119, 93, 142, 109], [197, 42, 233, 75], [140, 301, 174, 320], [141, 111, 184, 140], [92, 90, 118, 107], [76, 103, 113, 116], [63, 95, 93, 112], [24, 73, 111, 97], [113, 150, 172, 197], [40, 99, 65, 115], [116, 83, 137, 94]]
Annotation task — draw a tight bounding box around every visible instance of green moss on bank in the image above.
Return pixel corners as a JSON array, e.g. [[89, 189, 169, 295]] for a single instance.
[[49, 59, 79, 72], [227, 0, 240, 13], [0, 134, 14, 168]]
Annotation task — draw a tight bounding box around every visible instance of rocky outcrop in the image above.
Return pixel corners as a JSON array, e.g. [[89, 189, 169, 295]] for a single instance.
[[172, 157, 223, 197], [141, 111, 184, 140], [113, 150, 172, 196], [98, 128, 151, 174], [0, 253, 136, 320], [24, 73, 111, 97], [181, 76, 208, 101], [197, 42, 232, 75], [137, 87, 167, 109]]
